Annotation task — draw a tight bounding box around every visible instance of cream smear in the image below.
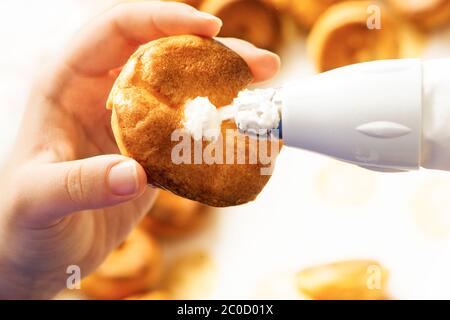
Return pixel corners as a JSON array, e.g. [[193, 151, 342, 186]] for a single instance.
[[183, 88, 282, 141]]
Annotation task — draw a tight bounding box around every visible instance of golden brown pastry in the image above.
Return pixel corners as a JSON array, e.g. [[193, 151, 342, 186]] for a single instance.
[[82, 229, 162, 300], [296, 260, 389, 300], [286, 0, 352, 30], [125, 290, 171, 300], [200, 0, 282, 51], [387, 0, 450, 30], [308, 1, 400, 72], [107, 35, 279, 207], [140, 190, 208, 237], [162, 251, 217, 299]]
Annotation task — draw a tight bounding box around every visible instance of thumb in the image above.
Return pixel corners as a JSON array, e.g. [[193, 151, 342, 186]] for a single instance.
[[17, 155, 148, 224]]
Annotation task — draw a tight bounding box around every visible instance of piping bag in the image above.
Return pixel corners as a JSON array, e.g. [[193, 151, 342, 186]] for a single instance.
[[228, 58, 450, 172]]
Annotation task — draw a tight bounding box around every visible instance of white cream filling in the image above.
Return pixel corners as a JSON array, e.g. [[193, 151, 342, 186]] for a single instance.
[[183, 97, 221, 141], [183, 88, 282, 141], [229, 88, 282, 134]]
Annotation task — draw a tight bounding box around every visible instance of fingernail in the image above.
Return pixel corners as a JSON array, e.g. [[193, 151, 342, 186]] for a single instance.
[[108, 161, 139, 196], [196, 11, 222, 25]]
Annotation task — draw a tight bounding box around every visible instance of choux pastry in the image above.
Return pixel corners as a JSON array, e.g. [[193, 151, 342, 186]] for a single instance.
[[387, 0, 450, 30], [140, 190, 208, 238], [200, 0, 282, 51], [296, 260, 389, 300], [125, 290, 171, 300], [82, 228, 162, 300], [107, 35, 280, 207], [286, 0, 351, 30], [308, 1, 400, 72]]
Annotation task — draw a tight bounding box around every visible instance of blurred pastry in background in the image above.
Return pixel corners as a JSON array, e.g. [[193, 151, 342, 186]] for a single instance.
[[82, 229, 162, 300], [387, 0, 450, 30], [296, 260, 389, 300], [253, 271, 306, 299], [411, 179, 450, 238], [140, 190, 209, 238], [108, 35, 280, 207], [315, 161, 376, 207], [125, 290, 171, 300], [200, 0, 282, 50], [162, 250, 217, 299], [284, 0, 351, 30], [308, 1, 400, 72]]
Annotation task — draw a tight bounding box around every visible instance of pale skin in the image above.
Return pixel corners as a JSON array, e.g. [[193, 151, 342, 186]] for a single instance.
[[0, 2, 280, 299]]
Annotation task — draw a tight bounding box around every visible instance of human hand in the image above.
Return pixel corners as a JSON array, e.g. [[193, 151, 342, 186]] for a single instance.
[[0, 1, 280, 299]]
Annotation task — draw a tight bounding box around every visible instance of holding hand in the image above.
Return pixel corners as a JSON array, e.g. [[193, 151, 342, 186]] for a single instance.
[[0, 1, 280, 299]]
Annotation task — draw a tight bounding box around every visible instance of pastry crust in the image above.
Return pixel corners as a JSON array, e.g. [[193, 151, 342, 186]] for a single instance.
[[200, 0, 282, 51], [296, 260, 389, 300], [308, 1, 400, 72], [286, 0, 349, 30], [107, 35, 279, 207], [140, 190, 209, 237], [125, 290, 171, 300], [387, 0, 450, 30], [81, 229, 161, 300]]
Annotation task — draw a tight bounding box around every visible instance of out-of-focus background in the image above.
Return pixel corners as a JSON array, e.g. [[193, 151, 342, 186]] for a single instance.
[[2, 0, 450, 300]]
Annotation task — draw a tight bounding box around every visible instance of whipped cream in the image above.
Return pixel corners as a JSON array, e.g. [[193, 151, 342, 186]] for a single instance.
[[183, 88, 282, 141], [231, 89, 282, 134], [183, 97, 221, 141]]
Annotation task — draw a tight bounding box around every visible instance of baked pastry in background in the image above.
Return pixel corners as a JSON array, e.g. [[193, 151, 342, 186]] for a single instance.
[[308, 1, 400, 72], [285, 0, 351, 30], [140, 190, 209, 238], [107, 35, 279, 207], [162, 251, 217, 300], [296, 260, 389, 300], [387, 0, 450, 30], [315, 161, 377, 207], [200, 0, 282, 51], [82, 229, 161, 300], [125, 290, 171, 300], [411, 179, 450, 238]]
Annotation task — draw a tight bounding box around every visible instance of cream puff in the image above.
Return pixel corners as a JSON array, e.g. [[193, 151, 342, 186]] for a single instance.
[[296, 260, 389, 300], [387, 0, 450, 30], [140, 190, 209, 238], [308, 1, 400, 72], [107, 35, 280, 207], [125, 290, 171, 300], [200, 0, 282, 51], [286, 0, 350, 30], [81, 228, 162, 300]]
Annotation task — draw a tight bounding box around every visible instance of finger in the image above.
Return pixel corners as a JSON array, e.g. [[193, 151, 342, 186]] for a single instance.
[[217, 37, 281, 83], [65, 2, 222, 75], [17, 155, 154, 224]]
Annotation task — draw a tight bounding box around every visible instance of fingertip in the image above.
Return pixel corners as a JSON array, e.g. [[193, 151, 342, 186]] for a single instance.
[[158, 2, 222, 37], [251, 50, 281, 82], [194, 11, 223, 27], [107, 158, 147, 198], [193, 11, 222, 36], [217, 38, 280, 82]]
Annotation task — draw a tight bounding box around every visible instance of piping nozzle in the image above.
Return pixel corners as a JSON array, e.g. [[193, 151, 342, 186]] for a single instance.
[[280, 59, 423, 171]]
